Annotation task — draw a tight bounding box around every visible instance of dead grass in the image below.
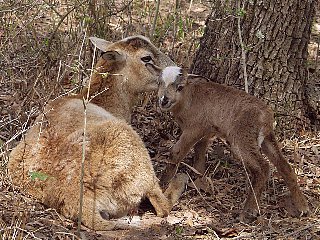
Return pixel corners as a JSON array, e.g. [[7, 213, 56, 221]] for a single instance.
[[0, 0, 319, 239]]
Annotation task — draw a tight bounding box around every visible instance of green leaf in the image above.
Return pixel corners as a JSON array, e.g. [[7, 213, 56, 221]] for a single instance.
[[44, 38, 49, 46], [175, 225, 183, 235], [256, 30, 265, 39], [236, 8, 246, 17], [29, 171, 50, 181]]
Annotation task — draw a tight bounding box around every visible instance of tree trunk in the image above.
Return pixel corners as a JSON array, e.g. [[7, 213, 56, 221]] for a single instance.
[[191, 0, 317, 137]]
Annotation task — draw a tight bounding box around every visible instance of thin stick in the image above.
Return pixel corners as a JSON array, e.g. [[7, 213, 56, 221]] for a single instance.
[[171, 0, 179, 55], [236, 146, 261, 216], [181, 161, 202, 175], [187, 0, 193, 14], [283, 223, 315, 237], [77, 36, 97, 236], [237, 1, 248, 93], [150, 0, 161, 39], [186, 172, 217, 211]]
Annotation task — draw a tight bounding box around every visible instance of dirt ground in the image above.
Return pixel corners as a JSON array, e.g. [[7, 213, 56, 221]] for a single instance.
[[0, 1, 319, 239], [1, 127, 319, 239]]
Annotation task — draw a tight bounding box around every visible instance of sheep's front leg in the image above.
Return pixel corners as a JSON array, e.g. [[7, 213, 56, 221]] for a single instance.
[[161, 129, 203, 185], [147, 173, 188, 217], [146, 184, 171, 217]]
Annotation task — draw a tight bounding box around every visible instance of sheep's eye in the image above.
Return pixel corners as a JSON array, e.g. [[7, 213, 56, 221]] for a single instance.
[[141, 56, 153, 63], [176, 85, 184, 92]]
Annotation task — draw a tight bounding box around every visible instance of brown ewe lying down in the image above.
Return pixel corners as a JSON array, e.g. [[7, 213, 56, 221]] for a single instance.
[[146, 64, 309, 222], [8, 36, 188, 230]]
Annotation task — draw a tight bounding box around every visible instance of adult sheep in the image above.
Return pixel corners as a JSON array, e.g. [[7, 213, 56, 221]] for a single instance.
[[8, 36, 187, 230]]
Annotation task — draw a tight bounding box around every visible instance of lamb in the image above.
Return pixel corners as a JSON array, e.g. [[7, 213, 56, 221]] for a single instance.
[[8, 36, 188, 231], [146, 64, 309, 222]]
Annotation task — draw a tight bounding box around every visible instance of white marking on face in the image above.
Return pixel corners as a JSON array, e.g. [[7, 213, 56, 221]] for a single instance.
[[161, 66, 182, 87], [257, 129, 265, 148]]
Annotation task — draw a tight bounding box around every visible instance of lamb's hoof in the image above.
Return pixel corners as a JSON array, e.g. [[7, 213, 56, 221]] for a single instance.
[[239, 210, 259, 223], [174, 173, 189, 185], [283, 194, 310, 217], [293, 198, 310, 217], [292, 203, 310, 217]]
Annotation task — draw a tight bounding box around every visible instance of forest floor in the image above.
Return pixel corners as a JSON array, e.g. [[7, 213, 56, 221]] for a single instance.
[[0, 1, 319, 239]]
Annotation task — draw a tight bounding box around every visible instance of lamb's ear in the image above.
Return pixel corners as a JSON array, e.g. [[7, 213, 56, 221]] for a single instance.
[[186, 74, 209, 84], [188, 74, 202, 78], [145, 63, 162, 77], [101, 50, 126, 62], [89, 37, 111, 51]]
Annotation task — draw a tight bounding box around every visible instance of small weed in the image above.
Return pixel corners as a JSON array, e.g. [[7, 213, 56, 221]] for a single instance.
[[175, 225, 184, 235], [29, 171, 50, 181]]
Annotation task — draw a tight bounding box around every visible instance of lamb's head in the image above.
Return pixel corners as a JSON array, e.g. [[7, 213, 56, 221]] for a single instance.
[[158, 66, 187, 110], [144, 64, 186, 110], [89, 35, 175, 93], [146, 64, 207, 110]]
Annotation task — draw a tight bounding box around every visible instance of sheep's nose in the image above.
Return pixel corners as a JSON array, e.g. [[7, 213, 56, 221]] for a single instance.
[[160, 95, 169, 107]]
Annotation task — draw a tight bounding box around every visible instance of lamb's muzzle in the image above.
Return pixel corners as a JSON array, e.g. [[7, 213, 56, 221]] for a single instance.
[[159, 95, 172, 109]]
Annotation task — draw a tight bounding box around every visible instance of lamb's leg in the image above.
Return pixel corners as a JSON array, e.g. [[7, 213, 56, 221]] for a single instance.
[[261, 132, 309, 216], [231, 141, 269, 223], [146, 173, 188, 217], [164, 173, 189, 205], [161, 130, 203, 185], [193, 136, 210, 175]]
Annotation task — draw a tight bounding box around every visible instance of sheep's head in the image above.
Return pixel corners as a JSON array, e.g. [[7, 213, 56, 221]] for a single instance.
[[89, 36, 175, 93]]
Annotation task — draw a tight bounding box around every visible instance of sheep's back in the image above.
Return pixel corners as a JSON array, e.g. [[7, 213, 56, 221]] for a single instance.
[[8, 99, 157, 221]]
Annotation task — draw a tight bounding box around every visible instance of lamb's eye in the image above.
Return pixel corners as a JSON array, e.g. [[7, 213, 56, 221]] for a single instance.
[[176, 85, 184, 92], [141, 56, 153, 63]]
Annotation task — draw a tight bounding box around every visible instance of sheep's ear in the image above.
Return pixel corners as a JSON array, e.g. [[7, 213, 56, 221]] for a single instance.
[[89, 37, 111, 51], [101, 50, 126, 62], [145, 63, 162, 77]]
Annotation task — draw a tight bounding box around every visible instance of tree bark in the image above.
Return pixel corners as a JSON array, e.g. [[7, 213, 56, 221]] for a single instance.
[[191, 0, 317, 137]]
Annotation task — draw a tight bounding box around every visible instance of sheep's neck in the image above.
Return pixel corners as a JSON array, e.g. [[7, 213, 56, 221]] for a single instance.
[[80, 67, 134, 122]]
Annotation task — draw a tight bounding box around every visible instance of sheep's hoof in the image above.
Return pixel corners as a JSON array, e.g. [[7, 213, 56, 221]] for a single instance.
[[155, 207, 169, 218], [99, 210, 110, 220]]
